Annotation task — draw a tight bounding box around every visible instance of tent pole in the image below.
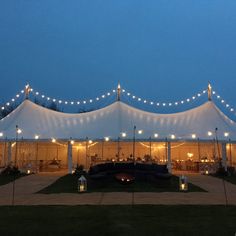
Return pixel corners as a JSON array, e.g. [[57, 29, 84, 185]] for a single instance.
[[132, 126, 136, 163], [229, 139, 232, 166], [149, 136, 152, 159], [221, 143, 227, 172], [67, 140, 73, 174], [85, 137, 88, 170], [167, 141, 172, 174], [101, 140, 104, 159], [35, 142, 39, 173], [7, 142, 12, 164], [117, 137, 120, 161]]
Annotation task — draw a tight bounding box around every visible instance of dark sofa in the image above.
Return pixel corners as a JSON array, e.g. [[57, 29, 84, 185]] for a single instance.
[[89, 162, 171, 179]]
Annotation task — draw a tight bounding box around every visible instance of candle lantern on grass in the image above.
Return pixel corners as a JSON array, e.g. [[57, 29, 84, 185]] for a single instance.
[[78, 175, 87, 192], [179, 175, 188, 191]]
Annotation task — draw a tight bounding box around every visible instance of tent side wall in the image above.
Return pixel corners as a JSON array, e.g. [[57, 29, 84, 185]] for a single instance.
[[1, 141, 236, 172]]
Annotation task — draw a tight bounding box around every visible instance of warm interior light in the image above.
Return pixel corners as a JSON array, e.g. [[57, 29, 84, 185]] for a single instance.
[[187, 153, 194, 158]]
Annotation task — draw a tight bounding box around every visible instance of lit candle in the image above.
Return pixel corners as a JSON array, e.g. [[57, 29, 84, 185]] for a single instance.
[[80, 185, 85, 192]]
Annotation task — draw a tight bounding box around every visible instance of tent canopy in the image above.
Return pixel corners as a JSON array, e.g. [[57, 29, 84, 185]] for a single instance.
[[0, 99, 236, 141]]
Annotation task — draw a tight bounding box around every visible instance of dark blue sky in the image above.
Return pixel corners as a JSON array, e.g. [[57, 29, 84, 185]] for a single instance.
[[0, 1, 236, 115]]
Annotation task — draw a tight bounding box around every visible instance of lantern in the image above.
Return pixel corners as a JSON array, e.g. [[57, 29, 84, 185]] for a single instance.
[[179, 175, 188, 191], [26, 163, 32, 175], [203, 165, 209, 175], [78, 175, 87, 192]]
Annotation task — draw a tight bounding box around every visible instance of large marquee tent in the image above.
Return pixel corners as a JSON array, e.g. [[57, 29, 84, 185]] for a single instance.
[[0, 85, 236, 173]]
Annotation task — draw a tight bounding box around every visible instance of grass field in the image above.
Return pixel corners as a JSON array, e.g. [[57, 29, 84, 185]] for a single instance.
[[38, 174, 205, 194], [220, 175, 236, 185], [0, 205, 235, 236], [0, 173, 27, 186], [212, 174, 236, 185]]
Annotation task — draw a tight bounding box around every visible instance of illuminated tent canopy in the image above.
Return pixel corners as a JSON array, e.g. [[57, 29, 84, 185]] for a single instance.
[[0, 99, 236, 141]]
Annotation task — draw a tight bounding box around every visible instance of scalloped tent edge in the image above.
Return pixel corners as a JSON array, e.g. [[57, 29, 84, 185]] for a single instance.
[[0, 99, 236, 141]]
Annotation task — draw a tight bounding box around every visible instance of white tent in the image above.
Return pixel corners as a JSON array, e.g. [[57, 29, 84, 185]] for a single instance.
[[0, 99, 236, 141]]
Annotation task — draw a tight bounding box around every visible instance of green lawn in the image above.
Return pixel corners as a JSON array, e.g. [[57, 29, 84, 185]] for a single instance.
[[38, 174, 205, 194], [224, 175, 236, 185], [0, 205, 235, 236], [212, 174, 236, 185], [0, 174, 27, 186]]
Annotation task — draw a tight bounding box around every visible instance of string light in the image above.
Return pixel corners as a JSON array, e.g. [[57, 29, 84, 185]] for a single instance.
[[52, 138, 56, 143], [0, 84, 118, 112], [0, 88, 25, 111], [122, 88, 208, 108], [140, 142, 186, 149], [212, 90, 236, 118], [17, 128, 22, 134], [1, 84, 236, 122], [31, 87, 116, 107], [207, 131, 213, 136], [224, 132, 229, 137]]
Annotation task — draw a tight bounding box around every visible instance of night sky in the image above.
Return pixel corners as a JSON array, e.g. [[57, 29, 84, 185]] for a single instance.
[[0, 1, 236, 116]]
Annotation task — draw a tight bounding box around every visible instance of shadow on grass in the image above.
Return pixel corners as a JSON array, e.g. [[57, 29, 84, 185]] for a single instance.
[[0, 173, 27, 186], [38, 174, 206, 194]]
